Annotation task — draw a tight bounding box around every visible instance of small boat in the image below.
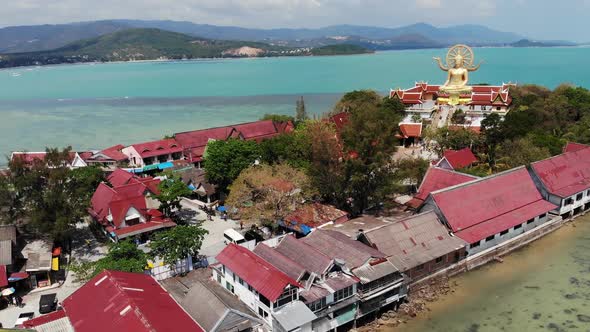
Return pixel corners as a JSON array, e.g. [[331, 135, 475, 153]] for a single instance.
[[10, 72, 21, 77]]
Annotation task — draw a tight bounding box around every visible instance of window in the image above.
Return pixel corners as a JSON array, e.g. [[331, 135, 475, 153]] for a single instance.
[[540, 213, 547, 219], [565, 198, 574, 206], [527, 218, 535, 225], [470, 241, 480, 249], [308, 297, 327, 312], [500, 230, 509, 236], [586, 190, 590, 196], [275, 287, 297, 308], [217, 274, 222, 284], [416, 263, 425, 270], [238, 277, 244, 286], [576, 193, 584, 201], [435, 256, 445, 264], [248, 284, 254, 292], [226, 282, 234, 294], [334, 286, 353, 302], [486, 235, 495, 242], [514, 224, 522, 230], [259, 294, 271, 307], [258, 307, 269, 319], [496, 106, 501, 110]]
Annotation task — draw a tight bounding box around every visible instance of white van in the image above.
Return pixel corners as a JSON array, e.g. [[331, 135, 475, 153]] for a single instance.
[[223, 229, 246, 245]]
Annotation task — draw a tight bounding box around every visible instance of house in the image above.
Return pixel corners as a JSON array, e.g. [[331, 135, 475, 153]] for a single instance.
[[420, 167, 557, 255], [23, 270, 204, 332], [80, 144, 129, 170], [10, 151, 87, 169], [436, 148, 478, 171], [529, 145, 590, 218], [89, 175, 175, 242], [174, 120, 294, 166], [213, 243, 305, 330], [161, 269, 263, 332], [122, 138, 184, 169], [396, 123, 423, 146], [279, 203, 349, 235], [177, 167, 218, 203], [20, 239, 54, 289], [301, 230, 407, 318], [406, 167, 479, 209], [358, 212, 467, 281]]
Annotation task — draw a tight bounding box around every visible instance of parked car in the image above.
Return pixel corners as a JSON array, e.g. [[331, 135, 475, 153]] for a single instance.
[[14, 312, 34, 327], [39, 293, 58, 314], [223, 229, 246, 245]]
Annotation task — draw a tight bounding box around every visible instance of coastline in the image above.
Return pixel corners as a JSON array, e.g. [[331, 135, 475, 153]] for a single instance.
[[358, 215, 589, 332]]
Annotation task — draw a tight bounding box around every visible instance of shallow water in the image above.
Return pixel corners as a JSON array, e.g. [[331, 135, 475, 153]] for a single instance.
[[383, 216, 590, 332]]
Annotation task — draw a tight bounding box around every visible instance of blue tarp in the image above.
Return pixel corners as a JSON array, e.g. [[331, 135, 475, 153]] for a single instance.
[[143, 164, 159, 171], [278, 219, 313, 235], [217, 206, 227, 212], [188, 184, 196, 191], [158, 162, 174, 170]]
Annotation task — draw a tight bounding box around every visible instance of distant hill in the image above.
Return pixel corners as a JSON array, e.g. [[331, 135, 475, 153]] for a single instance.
[[0, 28, 372, 68], [0, 20, 537, 54], [510, 39, 577, 47]]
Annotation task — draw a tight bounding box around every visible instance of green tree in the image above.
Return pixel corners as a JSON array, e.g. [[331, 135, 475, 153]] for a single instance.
[[564, 114, 590, 145], [295, 96, 309, 124], [259, 131, 310, 169], [72, 240, 147, 282], [204, 139, 262, 192], [496, 137, 551, 171], [451, 109, 466, 124], [155, 175, 192, 217], [392, 157, 430, 192], [481, 113, 503, 170], [148, 225, 208, 267], [426, 127, 481, 157], [332, 90, 382, 115]]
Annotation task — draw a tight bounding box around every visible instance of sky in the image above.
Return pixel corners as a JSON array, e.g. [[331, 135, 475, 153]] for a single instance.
[[1, 0, 589, 42]]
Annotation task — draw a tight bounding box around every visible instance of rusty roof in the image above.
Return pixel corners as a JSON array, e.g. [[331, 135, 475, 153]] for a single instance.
[[253, 243, 307, 281], [275, 235, 333, 276]]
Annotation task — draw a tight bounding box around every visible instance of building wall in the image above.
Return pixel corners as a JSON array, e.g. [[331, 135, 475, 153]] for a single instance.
[[121, 146, 144, 168], [465, 212, 551, 256], [528, 167, 590, 217], [405, 248, 466, 280]]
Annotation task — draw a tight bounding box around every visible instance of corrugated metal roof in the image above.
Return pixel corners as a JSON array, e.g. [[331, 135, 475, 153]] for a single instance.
[[431, 167, 557, 244], [273, 301, 317, 331], [299, 285, 330, 304], [563, 142, 590, 153], [275, 235, 333, 276], [441, 148, 478, 170], [324, 273, 359, 291], [23, 311, 74, 332], [531, 147, 590, 198], [253, 243, 306, 281], [302, 230, 386, 270], [0, 225, 16, 242], [216, 244, 301, 302], [414, 167, 479, 201], [362, 212, 467, 272], [351, 260, 400, 284], [62, 270, 204, 332]]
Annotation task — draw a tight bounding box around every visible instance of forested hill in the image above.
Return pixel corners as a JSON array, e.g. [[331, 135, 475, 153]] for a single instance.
[[0, 28, 372, 68]]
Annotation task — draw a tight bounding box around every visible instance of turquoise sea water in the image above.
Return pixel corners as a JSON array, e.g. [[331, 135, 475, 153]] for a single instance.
[[0, 47, 590, 157]]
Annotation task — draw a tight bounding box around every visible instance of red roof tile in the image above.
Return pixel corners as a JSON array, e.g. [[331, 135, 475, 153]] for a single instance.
[[131, 138, 183, 159], [414, 167, 479, 202], [399, 123, 422, 138], [531, 147, 590, 198], [440, 148, 478, 170], [62, 270, 203, 332], [216, 244, 301, 302], [431, 167, 557, 244], [100, 144, 129, 161], [563, 142, 590, 153]]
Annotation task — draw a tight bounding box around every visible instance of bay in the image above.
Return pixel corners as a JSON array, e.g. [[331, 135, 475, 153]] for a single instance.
[[0, 47, 590, 158]]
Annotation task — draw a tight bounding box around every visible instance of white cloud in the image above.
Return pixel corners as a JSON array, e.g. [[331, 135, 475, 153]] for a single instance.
[[415, 0, 441, 9]]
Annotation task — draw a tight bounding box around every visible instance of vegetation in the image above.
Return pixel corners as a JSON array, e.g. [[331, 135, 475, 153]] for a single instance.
[[155, 174, 192, 217], [295, 96, 309, 124], [260, 114, 294, 123], [0, 147, 104, 240], [71, 240, 147, 282], [204, 139, 262, 192], [226, 164, 317, 224], [310, 44, 373, 56], [148, 225, 208, 267]]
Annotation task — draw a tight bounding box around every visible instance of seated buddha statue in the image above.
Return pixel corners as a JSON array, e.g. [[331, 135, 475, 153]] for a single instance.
[[434, 53, 481, 95]]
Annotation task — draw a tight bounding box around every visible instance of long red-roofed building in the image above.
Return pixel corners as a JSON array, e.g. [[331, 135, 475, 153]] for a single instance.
[[23, 270, 204, 332], [529, 144, 590, 218], [81, 144, 129, 170], [421, 167, 557, 255], [89, 171, 175, 242], [406, 167, 479, 209], [175, 120, 294, 164], [122, 138, 184, 169]]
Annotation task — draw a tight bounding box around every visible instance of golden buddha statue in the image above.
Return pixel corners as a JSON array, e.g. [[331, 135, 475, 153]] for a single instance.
[[433, 44, 482, 95]]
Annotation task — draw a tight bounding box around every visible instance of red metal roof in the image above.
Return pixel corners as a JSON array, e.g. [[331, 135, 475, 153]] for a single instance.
[[113, 220, 176, 237], [330, 112, 350, 132], [175, 120, 293, 162], [563, 142, 590, 153], [23, 310, 70, 329], [399, 123, 422, 138], [216, 244, 301, 302], [0, 265, 7, 287], [531, 147, 590, 198], [131, 138, 183, 159], [275, 235, 333, 276], [108, 169, 136, 187], [414, 167, 479, 202], [441, 148, 478, 170], [100, 144, 129, 161], [62, 270, 204, 332], [253, 243, 307, 281], [431, 167, 557, 244]]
